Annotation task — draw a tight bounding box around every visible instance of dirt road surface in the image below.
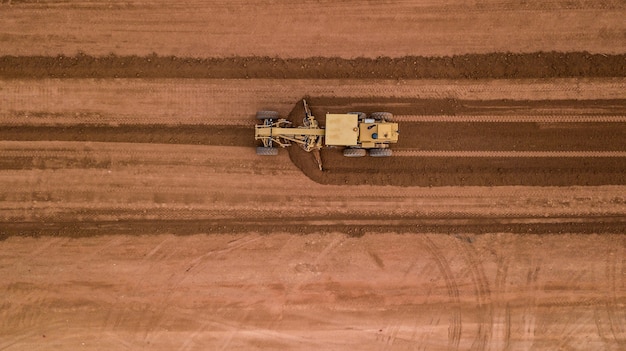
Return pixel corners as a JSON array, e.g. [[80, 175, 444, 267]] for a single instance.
[[1, 0, 626, 350]]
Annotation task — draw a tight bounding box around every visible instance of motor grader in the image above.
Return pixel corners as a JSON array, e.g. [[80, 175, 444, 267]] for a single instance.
[[254, 99, 399, 170]]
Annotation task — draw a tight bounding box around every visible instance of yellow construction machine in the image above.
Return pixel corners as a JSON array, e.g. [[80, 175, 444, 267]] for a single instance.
[[254, 99, 399, 170]]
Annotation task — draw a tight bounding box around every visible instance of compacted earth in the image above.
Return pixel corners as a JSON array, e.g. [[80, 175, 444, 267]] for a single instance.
[[1, 1, 625, 350]]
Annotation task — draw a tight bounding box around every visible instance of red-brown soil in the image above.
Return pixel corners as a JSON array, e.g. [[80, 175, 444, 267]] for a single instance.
[[1, 0, 625, 57], [1, 0, 625, 350], [2, 233, 625, 350], [286, 98, 626, 186], [2, 52, 626, 79]]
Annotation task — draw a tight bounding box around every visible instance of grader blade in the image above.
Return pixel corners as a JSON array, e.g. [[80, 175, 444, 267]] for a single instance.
[[312, 149, 323, 171]]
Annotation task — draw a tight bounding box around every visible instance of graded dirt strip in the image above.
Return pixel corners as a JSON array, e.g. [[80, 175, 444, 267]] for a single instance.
[[1, 78, 624, 126], [1, 0, 624, 57], [1, 233, 624, 350], [393, 150, 626, 158], [394, 115, 626, 123], [1, 141, 625, 232]]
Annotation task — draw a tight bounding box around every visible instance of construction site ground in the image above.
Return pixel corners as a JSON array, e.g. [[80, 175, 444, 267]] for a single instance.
[[1, 1, 625, 350]]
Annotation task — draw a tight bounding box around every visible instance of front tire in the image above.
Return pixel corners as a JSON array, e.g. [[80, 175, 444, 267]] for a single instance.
[[371, 112, 393, 122], [256, 146, 279, 156], [348, 112, 367, 121], [369, 148, 392, 157], [343, 148, 367, 157], [256, 110, 279, 120]]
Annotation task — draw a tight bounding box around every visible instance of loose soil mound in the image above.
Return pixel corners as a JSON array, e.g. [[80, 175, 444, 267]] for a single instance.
[[1, 52, 625, 79]]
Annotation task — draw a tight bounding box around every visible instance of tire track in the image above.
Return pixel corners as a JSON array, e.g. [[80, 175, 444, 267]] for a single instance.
[[23, 237, 71, 261], [454, 237, 493, 351], [0, 117, 255, 127], [0, 238, 71, 349], [380, 317, 403, 351], [594, 306, 613, 349], [419, 235, 461, 350], [142, 235, 261, 351], [394, 115, 626, 123], [0, 288, 59, 351], [265, 236, 297, 332], [601, 237, 626, 349], [215, 310, 252, 351], [556, 312, 598, 350], [520, 263, 541, 349], [393, 150, 626, 158], [100, 237, 151, 335], [141, 235, 263, 346], [283, 235, 345, 310], [0, 236, 79, 349], [493, 237, 512, 351], [170, 310, 305, 350], [0, 330, 41, 351], [104, 275, 177, 341]]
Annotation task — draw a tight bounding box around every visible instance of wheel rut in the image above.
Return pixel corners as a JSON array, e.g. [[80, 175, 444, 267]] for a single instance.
[[454, 237, 493, 351], [393, 150, 626, 158], [2, 53, 625, 79], [419, 235, 462, 350]]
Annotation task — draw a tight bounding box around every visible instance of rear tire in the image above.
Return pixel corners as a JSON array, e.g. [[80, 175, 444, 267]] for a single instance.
[[348, 112, 367, 121], [256, 146, 279, 156], [256, 110, 279, 120], [369, 148, 392, 157], [371, 112, 393, 122], [343, 148, 367, 157]]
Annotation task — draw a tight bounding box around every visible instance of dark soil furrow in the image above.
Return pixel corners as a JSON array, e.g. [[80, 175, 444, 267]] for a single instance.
[[0, 125, 253, 147], [2, 216, 626, 240], [1, 52, 625, 79], [296, 149, 626, 186]]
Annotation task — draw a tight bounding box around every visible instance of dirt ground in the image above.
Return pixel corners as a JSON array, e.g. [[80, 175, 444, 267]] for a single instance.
[[1, 0, 626, 350], [2, 233, 625, 350], [1, 0, 625, 57]]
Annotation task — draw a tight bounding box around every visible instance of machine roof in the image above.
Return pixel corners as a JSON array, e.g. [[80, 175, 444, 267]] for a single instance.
[[325, 114, 359, 146]]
